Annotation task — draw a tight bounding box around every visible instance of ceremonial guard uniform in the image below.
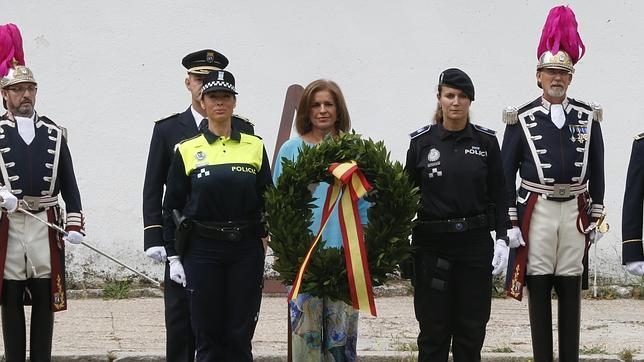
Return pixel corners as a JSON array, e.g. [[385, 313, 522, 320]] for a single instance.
[[621, 133, 644, 276], [502, 6, 605, 361], [405, 69, 509, 361], [142, 50, 253, 361], [0, 65, 84, 360], [163, 70, 271, 361]]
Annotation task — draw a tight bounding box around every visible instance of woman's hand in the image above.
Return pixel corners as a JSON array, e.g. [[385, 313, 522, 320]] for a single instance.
[[168, 256, 187, 287]]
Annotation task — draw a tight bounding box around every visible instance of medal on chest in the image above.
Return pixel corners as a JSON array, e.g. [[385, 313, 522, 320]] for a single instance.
[[568, 125, 588, 143]]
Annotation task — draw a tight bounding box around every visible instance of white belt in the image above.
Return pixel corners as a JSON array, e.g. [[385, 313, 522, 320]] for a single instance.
[[521, 180, 587, 198]]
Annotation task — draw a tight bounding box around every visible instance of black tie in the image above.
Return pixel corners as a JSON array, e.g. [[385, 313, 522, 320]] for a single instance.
[[199, 118, 208, 132]]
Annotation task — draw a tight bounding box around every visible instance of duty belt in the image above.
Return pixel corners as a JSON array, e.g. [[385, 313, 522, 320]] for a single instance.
[[418, 213, 490, 234], [193, 220, 259, 242], [520, 180, 586, 201], [19, 195, 59, 211]]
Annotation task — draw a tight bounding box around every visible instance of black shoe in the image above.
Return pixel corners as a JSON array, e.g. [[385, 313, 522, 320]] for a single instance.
[[2, 279, 27, 362], [526, 275, 554, 362], [553, 275, 581, 362]]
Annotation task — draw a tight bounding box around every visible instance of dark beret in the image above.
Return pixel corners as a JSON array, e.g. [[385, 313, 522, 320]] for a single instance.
[[439, 68, 475, 101]]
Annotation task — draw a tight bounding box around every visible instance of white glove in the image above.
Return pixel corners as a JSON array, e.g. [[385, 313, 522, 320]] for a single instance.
[[585, 222, 604, 244], [63, 231, 83, 244], [588, 229, 604, 244], [145, 246, 167, 263], [168, 256, 186, 287], [625, 261, 644, 276], [491, 239, 510, 275], [507, 226, 525, 248], [0, 187, 18, 213]]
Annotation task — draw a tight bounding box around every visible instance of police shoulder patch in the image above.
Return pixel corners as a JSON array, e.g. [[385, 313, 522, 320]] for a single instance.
[[502, 106, 518, 124], [473, 124, 496, 136], [634, 132, 644, 141], [409, 125, 431, 139], [232, 113, 255, 127], [154, 113, 179, 123]]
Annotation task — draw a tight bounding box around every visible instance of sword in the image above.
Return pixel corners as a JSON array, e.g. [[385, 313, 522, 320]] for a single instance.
[[14, 207, 162, 288], [590, 212, 609, 298]]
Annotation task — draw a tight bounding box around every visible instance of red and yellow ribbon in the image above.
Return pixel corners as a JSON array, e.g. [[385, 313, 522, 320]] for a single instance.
[[288, 161, 377, 316]]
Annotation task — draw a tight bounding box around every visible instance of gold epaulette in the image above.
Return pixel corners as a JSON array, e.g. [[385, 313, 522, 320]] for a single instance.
[[502, 106, 518, 124]]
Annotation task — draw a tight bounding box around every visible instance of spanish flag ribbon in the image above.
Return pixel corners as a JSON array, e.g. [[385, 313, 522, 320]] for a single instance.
[[288, 161, 377, 316]]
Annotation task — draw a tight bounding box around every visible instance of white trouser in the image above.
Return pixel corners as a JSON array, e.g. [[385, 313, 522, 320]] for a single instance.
[[527, 197, 585, 276], [4, 211, 51, 280]]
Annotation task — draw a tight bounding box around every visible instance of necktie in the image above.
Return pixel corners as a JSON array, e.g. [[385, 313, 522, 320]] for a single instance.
[[199, 118, 208, 132]]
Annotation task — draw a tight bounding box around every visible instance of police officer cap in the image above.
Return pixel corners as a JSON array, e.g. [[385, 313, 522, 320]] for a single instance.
[[182, 49, 229, 75], [201, 70, 237, 95], [439, 68, 475, 101]]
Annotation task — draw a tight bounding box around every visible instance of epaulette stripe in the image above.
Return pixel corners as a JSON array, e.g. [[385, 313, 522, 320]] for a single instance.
[[233, 114, 255, 126], [155, 113, 179, 123], [409, 125, 431, 139], [178, 133, 203, 145], [473, 124, 496, 136], [634, 132, 644, 141]]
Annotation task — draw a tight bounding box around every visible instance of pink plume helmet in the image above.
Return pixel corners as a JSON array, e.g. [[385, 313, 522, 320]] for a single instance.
[[0, 23, 25, 78], [537, 6, 585, 73]]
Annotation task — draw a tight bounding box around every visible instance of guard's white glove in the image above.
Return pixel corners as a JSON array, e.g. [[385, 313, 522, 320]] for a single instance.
[[145, 246, 167, 263], [63, 231, 83, 245], [0, 187, 18, 213], [585, 222, 604, 244], [507, 226, 525, 248], [625, 261, 644, 276], [492, 239, 510, 275], [168, 256, 186, 287], [588, 229, 604, 243]]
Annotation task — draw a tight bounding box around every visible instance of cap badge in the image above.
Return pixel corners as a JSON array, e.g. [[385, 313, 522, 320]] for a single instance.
[[206, 52, 215, 64], [428, 148, 441, 162], [217, 71, 225, 81]]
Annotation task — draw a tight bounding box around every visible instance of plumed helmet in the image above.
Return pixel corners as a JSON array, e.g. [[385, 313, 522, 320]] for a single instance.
[[536, 6, 585, 74]]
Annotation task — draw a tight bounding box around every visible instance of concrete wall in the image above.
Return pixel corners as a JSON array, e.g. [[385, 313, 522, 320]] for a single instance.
[[2, 1, 641, 284]]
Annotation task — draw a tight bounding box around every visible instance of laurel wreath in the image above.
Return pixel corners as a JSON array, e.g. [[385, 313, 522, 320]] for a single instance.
[[265, 131, 419, 303]]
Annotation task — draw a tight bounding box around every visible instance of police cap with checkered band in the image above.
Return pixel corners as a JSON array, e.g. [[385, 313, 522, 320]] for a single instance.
[[201, 70, 237, 95]]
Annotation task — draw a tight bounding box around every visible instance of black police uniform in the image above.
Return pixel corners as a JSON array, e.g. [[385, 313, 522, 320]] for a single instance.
[[404, 122, 508, 361], [622, 132, 644, 265], [501, 97, 604, 362], [142, 109, 253, 362], [163, 126, 272, 361]]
